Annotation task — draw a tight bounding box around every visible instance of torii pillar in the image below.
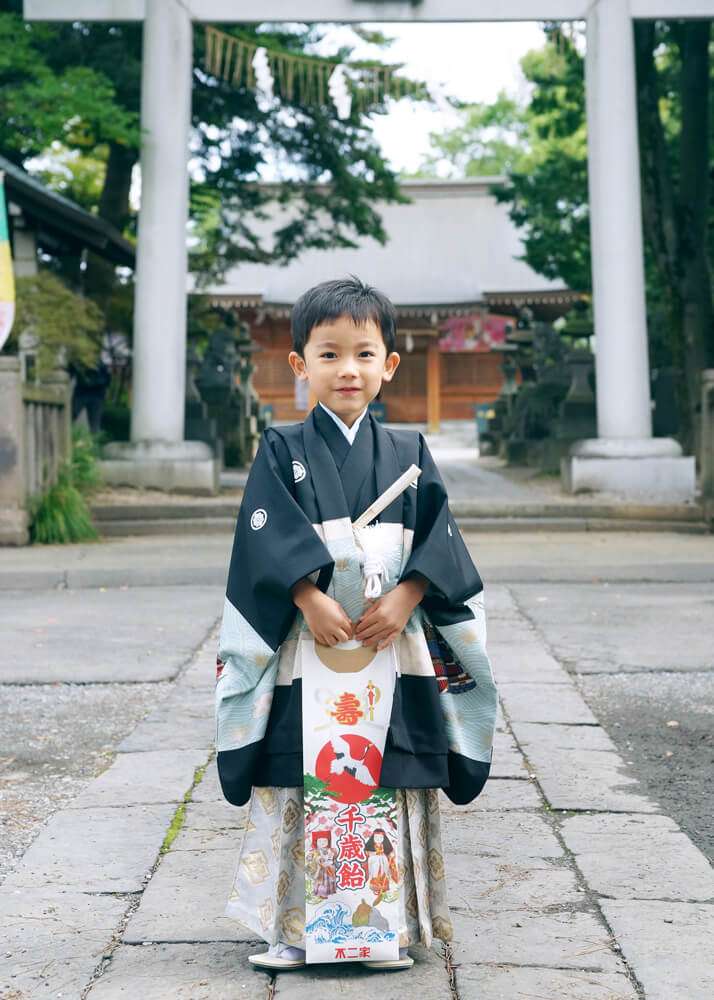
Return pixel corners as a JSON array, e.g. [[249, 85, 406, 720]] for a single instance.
[[27, 0, 218, 493], [561, 0, 695, 498]]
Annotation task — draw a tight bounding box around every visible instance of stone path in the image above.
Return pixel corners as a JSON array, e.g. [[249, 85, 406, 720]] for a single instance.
[[2, 586, 713, 999]]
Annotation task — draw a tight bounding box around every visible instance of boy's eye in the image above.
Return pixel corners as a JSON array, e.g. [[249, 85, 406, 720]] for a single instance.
[[319, 351, 375, 359]]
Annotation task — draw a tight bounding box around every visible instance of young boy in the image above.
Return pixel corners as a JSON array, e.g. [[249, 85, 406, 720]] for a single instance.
[[216, 276, 497, 971]]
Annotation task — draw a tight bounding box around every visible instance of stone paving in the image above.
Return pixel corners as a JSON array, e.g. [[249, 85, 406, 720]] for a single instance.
[[2, 584, 713, 999]]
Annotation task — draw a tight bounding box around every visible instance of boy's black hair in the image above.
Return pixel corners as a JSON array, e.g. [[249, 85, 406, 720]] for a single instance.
[[291, 275, 397, 357]]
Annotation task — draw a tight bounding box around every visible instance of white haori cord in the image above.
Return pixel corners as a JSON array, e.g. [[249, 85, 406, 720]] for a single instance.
[[352, 464, 421, 600]]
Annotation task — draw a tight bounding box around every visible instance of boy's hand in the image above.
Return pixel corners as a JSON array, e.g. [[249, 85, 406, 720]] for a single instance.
[[354, 577, 427, 651], [292, 580, 354, 647]]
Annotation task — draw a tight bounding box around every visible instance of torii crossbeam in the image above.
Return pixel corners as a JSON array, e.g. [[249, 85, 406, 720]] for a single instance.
[[23, 0, 708, 498]]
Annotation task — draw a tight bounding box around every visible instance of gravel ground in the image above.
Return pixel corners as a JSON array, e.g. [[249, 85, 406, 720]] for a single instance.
[[579, 670, 714, 863], [0, 680, 171, 883]]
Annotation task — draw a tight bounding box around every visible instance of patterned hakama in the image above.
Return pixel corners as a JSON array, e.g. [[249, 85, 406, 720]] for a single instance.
[[225, 785, 453, 949]]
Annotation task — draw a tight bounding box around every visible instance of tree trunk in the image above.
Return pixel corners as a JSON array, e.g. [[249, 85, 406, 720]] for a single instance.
[[634, 21, 712, 455], [634, 22, 688, 444], [676, 20, 713, 457], [84, 141, 137, 310]]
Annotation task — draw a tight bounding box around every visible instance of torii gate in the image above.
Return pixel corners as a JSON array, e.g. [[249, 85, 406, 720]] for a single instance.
[[25, 1, 709, 498]]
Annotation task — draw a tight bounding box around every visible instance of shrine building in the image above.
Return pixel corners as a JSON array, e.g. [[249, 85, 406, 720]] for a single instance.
[[200, 178, 579, 429]]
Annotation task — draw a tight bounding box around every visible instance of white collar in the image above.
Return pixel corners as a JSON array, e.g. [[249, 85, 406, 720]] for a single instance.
[[318, 401, 369, 445]]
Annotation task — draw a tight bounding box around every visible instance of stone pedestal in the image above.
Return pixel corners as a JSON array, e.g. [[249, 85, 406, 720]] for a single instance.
[[101, 441, 219, 495], [562, 438, 695, 500], [0, 357, 30, 545]]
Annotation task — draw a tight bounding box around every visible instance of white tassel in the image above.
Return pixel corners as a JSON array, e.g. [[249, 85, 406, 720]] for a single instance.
[[328, 64, 352, 120], [253, 47, 274, 109], [355, 525, 391, 600], [426, 79, 452, 115], [352, 464, 422, 600], [361, 550, 390, 599]]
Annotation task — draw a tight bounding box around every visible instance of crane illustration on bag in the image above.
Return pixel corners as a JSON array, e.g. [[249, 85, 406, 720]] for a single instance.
[[329, 734, 379, 787]]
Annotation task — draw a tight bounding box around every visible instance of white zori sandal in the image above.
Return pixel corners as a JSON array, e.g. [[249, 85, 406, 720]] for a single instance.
[[248, 943, 306, 970], [362, 948, 414, 970]]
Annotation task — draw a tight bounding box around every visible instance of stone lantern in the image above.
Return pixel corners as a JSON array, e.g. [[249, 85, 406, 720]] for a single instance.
[[556, 300, 597, 442], [487, 335, 519, 455], [234, 320, 262, 466], [506, 307, 537, 384]]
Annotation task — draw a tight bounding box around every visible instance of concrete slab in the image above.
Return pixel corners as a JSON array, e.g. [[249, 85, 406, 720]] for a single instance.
[[528, 749, 657, 813], [481, 584, 519, 618], [601, 900, 714, 1000], [169, 824, 243, 852], [457, 965, 639, 1000], [511, 582, 714, 674], [499, 682, 598, 725], [441, 810, 563, 860], [181, 799, 246, 832], [511, 729, 658, 813], [0, 586, 222, 683], [446, 857, 579, 913], [488, 642, 572, 684], [580, 669, 714, 863], [190, 759, 224, 803], [490, 729, 528, 778], [86, 942, 268, 999], [560, 813, 714, 901], [440, 779, 542, 813], [178, 641, 219, 684], [0, 887, 127, 1000], [117, 712, 214, 752], [3, 531, 714, 592], [122, 847, 246, 944], [153, 683, 215, 718], [487, 620, 538, 647], [4, 803, 176, 892], [271, 944, 448, 997], [510, 721, 618, 753], [450, 908, 624, 972], [65, 749, 207, 809]]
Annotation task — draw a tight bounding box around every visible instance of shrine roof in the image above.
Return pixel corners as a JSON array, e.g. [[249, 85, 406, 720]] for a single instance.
[[197, 177, 570, 311], [0, 154, 135, 267]]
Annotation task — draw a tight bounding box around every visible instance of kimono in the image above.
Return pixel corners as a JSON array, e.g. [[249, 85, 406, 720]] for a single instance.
[[215, 403, 498, 949]]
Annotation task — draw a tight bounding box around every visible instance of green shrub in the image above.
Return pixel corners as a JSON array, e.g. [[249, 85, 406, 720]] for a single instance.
[[29, 465, 98, 544], [70, 425, 103, 494], [29, 426, 103, 544]]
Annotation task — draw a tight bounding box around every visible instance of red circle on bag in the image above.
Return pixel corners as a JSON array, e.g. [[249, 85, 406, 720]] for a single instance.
[[315, 734, 382, 804]]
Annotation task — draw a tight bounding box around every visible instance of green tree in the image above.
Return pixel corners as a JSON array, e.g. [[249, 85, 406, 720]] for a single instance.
[[412, 23, 714, 449], [11, 271, 104, 378], [407, 91, 528, 179], [634, 19, 713, 447], [0, 4, 422, 307]]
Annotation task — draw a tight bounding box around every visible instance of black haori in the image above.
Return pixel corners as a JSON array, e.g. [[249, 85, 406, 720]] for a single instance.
[[216, 406, 497, 807]]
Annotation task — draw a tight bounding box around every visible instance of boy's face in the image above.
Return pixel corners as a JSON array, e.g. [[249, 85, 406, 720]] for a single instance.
[[288, 315, 400, 427]]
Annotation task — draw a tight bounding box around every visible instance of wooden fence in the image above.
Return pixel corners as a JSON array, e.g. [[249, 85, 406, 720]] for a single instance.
[[21, 373, 72, 497], [0, 358, 72, 545]]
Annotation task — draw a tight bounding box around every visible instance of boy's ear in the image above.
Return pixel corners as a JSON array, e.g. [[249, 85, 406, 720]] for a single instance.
[[288, 351, 308, 379], [381, 351, 400, 383]]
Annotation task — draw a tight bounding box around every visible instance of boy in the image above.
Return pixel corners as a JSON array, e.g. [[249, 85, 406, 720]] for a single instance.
[[216, 276, 497, 971]]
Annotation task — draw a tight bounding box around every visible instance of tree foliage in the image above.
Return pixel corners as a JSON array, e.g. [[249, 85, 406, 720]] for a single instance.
[[408, 92, 528, 179], [11, 271, 104, 378], [413, 22, 713, 446], [0, 3, 416, 292]]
